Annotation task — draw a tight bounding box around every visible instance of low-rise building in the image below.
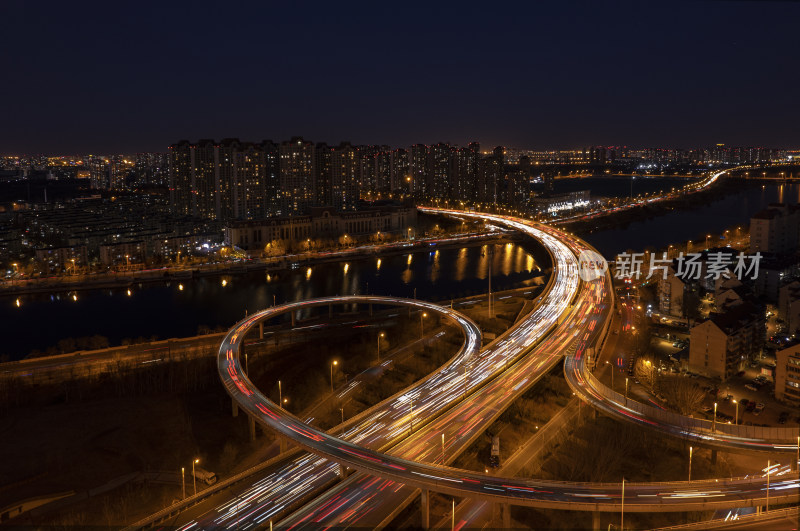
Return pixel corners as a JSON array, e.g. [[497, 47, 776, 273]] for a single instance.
[[99, 241, 146, 267], [224, 204, 417, 251], [754, 254, 800, 302], [658, 265, 687, 317], [688, 302, 765, 381], [775, 343, 800, 403], [750, 203, 800, 255], [34, 245, 88, 272], [778, 280, 800, 336]]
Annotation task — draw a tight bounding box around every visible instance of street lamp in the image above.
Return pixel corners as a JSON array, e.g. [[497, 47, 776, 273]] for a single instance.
[[377, 332, 385, 360], [181, 467, 186, 499], [733, 400, 738, 425], [767, 459, 771, 511], [606, 361, 615, 391], [712, 402, 718, 433], [330, 361, 338, 392], [278, 380, 282, 406], [688, 446, 693, 482], [625, 377, 629, 400], [420, 312, 427, 339], [441, 433, 445, 465], [192, 458, 199, 497]]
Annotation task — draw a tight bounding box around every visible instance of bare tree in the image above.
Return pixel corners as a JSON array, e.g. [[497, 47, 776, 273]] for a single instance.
[[634, 357, 658, 393], [657, 375, 705, 415]]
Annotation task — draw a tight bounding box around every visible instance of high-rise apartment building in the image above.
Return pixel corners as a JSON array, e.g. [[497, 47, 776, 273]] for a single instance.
[[314, 142, 332, 207], [88, 156, 108, 189], [409, 144, 427, 199], [169, 139, 278, 220], [452, 147, 477, 202], [279, 137, 316, 215], [330, 142, 361, 211], [427, 143, 452, 200], [391, 148, 409, 194]]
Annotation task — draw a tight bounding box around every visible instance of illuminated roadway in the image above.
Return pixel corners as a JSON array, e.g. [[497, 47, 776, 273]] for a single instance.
[[274, 211, 797, 530], [208, 210, 797, 531], [162, 212, 580, 530], [142, 209, 797, 531]]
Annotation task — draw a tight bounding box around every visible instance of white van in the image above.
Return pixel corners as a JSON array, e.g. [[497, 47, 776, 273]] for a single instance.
[[192, 467, 218, 486]]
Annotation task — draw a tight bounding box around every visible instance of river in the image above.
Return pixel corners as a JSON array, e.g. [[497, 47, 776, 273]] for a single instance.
[[579, 179, 800, 258], [2, 240, 549, 360]]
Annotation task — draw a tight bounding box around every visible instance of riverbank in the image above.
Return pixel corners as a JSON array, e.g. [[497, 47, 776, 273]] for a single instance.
[[562, 173, 741, 236], [0, 230, 513, 298], [568, 176, 780, 257]]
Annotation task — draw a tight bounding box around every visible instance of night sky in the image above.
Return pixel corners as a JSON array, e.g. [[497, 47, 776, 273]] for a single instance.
[[2, 1, 798, 153]]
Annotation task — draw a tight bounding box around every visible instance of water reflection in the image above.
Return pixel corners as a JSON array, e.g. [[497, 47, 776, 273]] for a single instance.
[[1, 241, 546, 361], [454, 247, 468, 282], [584, 182, 800, 258]]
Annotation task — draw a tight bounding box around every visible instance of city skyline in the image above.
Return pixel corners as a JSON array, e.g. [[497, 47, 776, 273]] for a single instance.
[[3, 1, 799, 153], [4, 2, 800, 529]]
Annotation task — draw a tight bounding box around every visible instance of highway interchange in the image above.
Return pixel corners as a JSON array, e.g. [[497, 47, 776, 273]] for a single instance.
[[136, 208, 799, 530]]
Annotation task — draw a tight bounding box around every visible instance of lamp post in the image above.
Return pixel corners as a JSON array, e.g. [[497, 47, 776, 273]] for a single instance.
[[420, 312, 427, 339], [192, 458, 199, 497], [712, 402, 717, 433], [688, 446, 693, 482], [620, 478, 625, 530], [625, 377, 629, 400], [441, 433, 445, 464], [181, 467, 185, 500], [330, 361, 338, 392], [733, 400, 738, 425], [278, 380, 282, 407], [377, 332, 385, 361], [767, 460, 771, 512]]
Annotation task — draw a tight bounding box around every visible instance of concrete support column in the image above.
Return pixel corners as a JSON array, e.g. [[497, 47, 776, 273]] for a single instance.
[[231, 399, 238, 418], [280, 436, 288, 453], [338, 464, 347, 478], [369, 303, 373, 316], [291, 312, 296, 327], [591, 511, 603, 531], [711, 449, 718, 465], [501, 503, 511, 529], [258, 322, 264, 339], [420, 489, 430, 530], [792, 458, 798, 472], [249, 416, 256, 442]]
